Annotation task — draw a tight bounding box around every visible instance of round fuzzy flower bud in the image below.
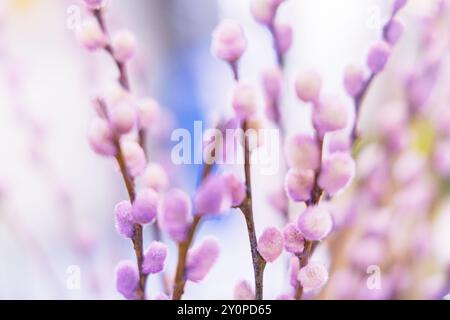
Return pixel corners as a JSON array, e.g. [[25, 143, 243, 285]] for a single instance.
[[275, 22, 293, 55], [77, 18, 106, 51], [384, 18, 404, 46], [137, 98, 160, 130], [222, 172, 246, 207], [295, 70, 322, 103], [83, 0, 107, 10], [262, 68, 283, 100], [297, 205, 333, 241], [109, 102, 136, 134], [137, 163, 169, 193], [285, 168, 315, 202], [158, 189, 192, 242], [285, 134, 321, 171], [142, 241, 167, 274], [132, 188, 158, 224], [318, 152, 355, 195], [257, 227, 284, 263], [114, 200, 134, 238], [367, 41, 391, 74], [115, 260, 138, 300], [121, 141, 147, 178], [250, 0, 275, 25], [186, 237, 220, 282], [194, 174, 232, 215], [232, 82, 257, 120], [112, 30, 137, 63], [327, 131, 351, 153], [313, 95, 349, 135], [343, 65, 365, 97], [88, 118, 117, 156], [298, 261, 329, 292], [234, 280, 255, 300], [282, 223, 305, 254], [211, 20, 247, 63]]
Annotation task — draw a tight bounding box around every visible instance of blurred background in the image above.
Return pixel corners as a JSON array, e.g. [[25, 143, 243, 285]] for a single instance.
[[0, 0, 448, 299]]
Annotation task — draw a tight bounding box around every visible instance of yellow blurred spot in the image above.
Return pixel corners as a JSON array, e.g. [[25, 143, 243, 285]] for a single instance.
[[410, 118, 436, 155], [8, 0, 37, 11]]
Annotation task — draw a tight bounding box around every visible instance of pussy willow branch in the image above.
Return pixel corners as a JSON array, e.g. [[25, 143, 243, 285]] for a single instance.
[[92, 8, 170, 296], [172, 162, 213, 300], [239, 120, 266, 300]]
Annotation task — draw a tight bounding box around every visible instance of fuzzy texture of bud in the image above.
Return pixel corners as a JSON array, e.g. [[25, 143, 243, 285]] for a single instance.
[[112, 30, 137, 63], [88, 118, 117, 156], [318, 152, 355, 195], [121, 141, 147, 178], [115, 260, 138, 300], [186, 237, 220, 282], [282, 223, 305, 254], [158, 189, 193, 242], [234, 280, 255, 300], [250, 0, 275, 25], [194, 174, 232, 215], [137, 163, 169, 193], [275, 22, 293, 54], [109, 101, 136, 134], [297, 205, 333, 241], [262, 68, 283, 100], [137, 98, 160, 130], [114, 200, 134, 238], [78, 18, 107, 51], [132, 188, 158, 224], [211, 20, 247, 63], [313, 95, 349, 135], [285, 168, 315, 202], [295, 70, 322, 103], [285, 134, 321, 171], [142, 241, 167, 274], [367, 41, 391, 74], [222, 172, 246, 207], [384, 18, 404, 46], [257, 227, 284, 263], [344, 65, 365, 97], [232, 83, 258, 120], [298, 261, 329, 292]]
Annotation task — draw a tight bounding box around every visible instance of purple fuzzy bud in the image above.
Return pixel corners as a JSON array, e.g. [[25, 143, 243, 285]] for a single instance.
[[194, 174, 232, 215], [114, 200, 134, 239], [262, 68, 283, 100], [158, 189, 193, 242], [137, 98, 160, 130], [275, 22, 293, 54], [112, 30, 137, 63], [318, 152, 355, 195], [285, 168, 315, 202], [88, 118, 117, 156], [142, 241, 168, 274], [234, 280, 255, 300], [77, 18, 107, 51], [137, 163, 169, 193], [295, 70, 322, 103], [222, 172, 246, 207], [285, 134, 321, 171], [367, 41, 391, 74], [211, 20, 247, 63], [297, 205, 333, 241], [282, 223, 305, 254], [393, 0, 408, 14], [109, 101, 136, 134], [250, 0, 276, 25], [343, 65, 365, 97], [257, 227, 284, 263], [132, 188, 159, 224], [384, 18, 404, 46], [313, 95, 349, 135], [298, 261, 329, 292], [327, 131, 351, 153], [115, 260, 138, 300], [232, 82, 258, 120], [121, 141, 147, 178], [186, 237, 220, 282]]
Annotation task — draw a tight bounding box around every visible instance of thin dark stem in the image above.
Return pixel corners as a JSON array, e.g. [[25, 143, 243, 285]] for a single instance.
[[351, 73, 376, 143]]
